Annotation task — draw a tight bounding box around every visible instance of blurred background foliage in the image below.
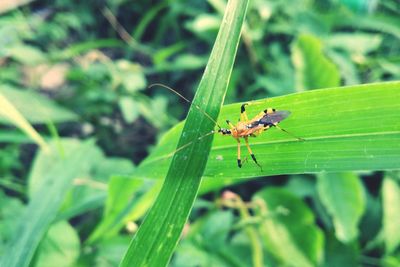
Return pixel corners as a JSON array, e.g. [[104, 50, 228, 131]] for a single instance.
[[0, 0, 399, 266]]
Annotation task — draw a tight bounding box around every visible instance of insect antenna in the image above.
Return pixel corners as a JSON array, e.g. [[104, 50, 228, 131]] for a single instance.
[[148, 83, 222, 130]]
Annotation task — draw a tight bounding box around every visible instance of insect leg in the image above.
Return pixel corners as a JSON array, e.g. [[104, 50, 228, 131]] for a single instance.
[[226, 120, 235, 129], [272, 124, 305, 141], [240, 103, 250, 122], [244, 137, 263, 171], [237, 138, 242, 168]]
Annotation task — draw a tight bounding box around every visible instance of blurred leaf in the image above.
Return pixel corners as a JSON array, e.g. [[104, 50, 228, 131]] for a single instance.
[[324, 234, 359, 267], [33, 221, 80, 267], [382, 176, 400, 254], [292, 34, 340, 91], [0, 140, 96, 267], [0, 87, 49, 150], [0, 191, 25, 254], [254, 188, 324, 267], [171, 211, 245, 267], [113, 60, 147, 93], [317, 172, 366, 243], [134, 81, 400, 180], [0, 86, 77, 124], [186, 14, 221, 35], [95, 236, 131, 267], [326, 33, 382, 56], [119, 97, 140, 124], [87, 176, 143, 243], [119, 1, 250, 266], [0, 0, 35, 14], [5, 44, 46, 65]]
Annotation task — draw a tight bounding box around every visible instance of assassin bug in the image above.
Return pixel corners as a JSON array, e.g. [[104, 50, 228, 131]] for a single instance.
[[149, 84, 304, 170]]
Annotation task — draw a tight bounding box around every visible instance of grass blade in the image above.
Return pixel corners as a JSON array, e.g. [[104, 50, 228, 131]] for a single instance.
[[119, 0, 249, 266], [135, 81, 400, 179], [0, 140, 96, 267], [0, 89, 48, 151]]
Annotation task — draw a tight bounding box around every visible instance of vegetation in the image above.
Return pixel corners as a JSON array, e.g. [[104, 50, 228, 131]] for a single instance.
[[0, 0, 399, 266]]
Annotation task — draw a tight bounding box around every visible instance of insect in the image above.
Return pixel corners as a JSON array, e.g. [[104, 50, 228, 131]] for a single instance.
[[149, 83, 304, 170]]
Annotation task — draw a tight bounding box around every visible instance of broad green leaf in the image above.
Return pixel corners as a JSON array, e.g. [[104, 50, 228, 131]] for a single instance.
[[134, 81, 400, 180], [0, 86, 77, 124], [119, 1, 250, 266], [33, 221, 80, 267], [254, 188, 324, 267], [317, 172, 366, 243], [0, 140, 96, 267], [292, 34, 340, 91], [382, 176, 400, 254]]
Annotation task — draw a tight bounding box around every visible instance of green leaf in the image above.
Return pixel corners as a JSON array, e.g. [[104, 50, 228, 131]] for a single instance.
[[0, 191, 25, 255], [5, 44, 46, 65], [0, 86, 77, 124], [87, 176, 144, 243], [324, 234, 359, 267], [33, 221, 80, 267], [0, 88, 48, 150], [0, 140, 97, 267], [382, 176, 400, 254], [254, 188, 324, 267], [119, 1, 250, 266], [171, 211, 245, 267], [317, 172, 366, 243], [292, 34, 340, 91], [134, 81, 400, 180]]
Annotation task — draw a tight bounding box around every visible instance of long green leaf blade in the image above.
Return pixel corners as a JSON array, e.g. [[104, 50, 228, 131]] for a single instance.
[[119, 0, 249, 266], [0, 140, 96, 267], [135, 81, 400, 179]]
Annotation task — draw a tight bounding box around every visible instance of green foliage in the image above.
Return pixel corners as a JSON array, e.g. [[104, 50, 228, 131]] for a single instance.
[[317, 172, 366, 243], [134, 82, 400, 179], [254, 188, 324, 267], [382, 175, 400, 254], [0, 0, 400, 266], [292, 34, 340, 90], [119, 1, 249, 266], [0, 140, 97, 267]]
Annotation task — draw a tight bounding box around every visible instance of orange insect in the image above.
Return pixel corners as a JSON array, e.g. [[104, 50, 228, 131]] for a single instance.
[[149, 84, 303, 169]]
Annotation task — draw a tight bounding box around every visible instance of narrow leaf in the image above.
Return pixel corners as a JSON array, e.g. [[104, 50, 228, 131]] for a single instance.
[[317, 172, 366, 242], [0, 86, 77, 124], [0, 89, 48, 150], [119, 1, 249, 266]]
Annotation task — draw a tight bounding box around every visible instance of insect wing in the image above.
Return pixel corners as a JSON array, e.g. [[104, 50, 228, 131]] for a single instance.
[[259, 110, 291, 124]]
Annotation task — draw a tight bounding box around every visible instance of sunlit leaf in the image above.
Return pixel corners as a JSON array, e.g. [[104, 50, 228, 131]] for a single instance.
[[382, 175, 400, 254], [134, 81, 400, 180], [317, 172, 366, 243], [119, 1, 250, 266], [292, 34, 340, 91]]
